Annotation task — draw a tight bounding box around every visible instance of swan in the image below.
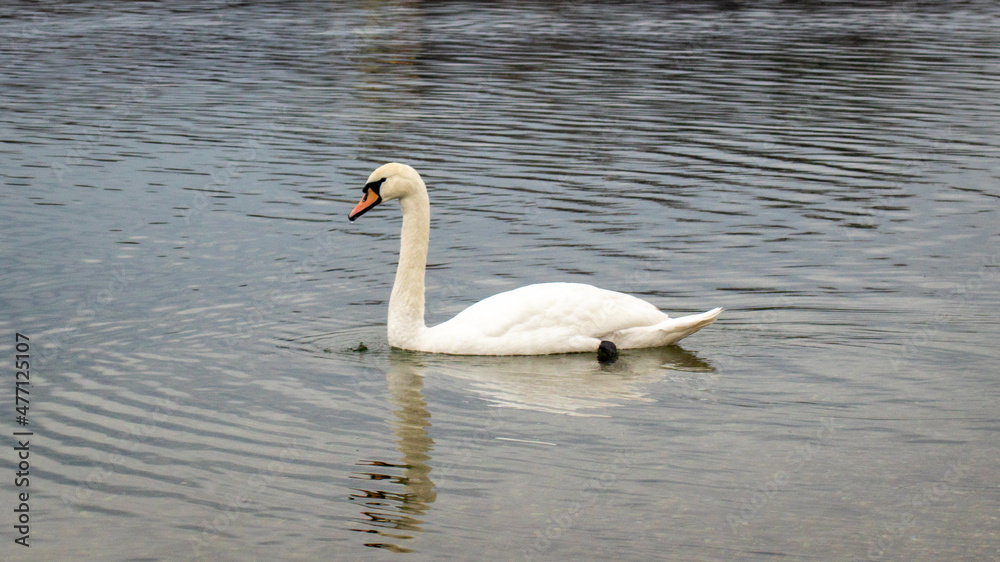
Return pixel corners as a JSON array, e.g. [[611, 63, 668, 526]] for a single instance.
[[348, 163, 721, 357]]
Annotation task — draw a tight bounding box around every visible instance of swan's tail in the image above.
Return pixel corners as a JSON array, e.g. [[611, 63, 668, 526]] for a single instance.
[[611, 307, 723, 349], [657, 307, 723, 346]]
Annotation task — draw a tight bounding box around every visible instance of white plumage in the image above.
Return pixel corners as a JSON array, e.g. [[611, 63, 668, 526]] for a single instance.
[[348, 163, 721, 356]]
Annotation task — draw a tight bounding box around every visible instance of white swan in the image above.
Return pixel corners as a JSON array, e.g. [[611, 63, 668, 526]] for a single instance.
[[349, 163, 721, 356]]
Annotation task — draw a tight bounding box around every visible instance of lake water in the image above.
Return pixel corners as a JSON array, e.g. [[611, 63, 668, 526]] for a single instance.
[[2, 1, 998, 560]]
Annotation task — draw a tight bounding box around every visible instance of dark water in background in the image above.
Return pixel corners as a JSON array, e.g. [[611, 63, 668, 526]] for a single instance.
[[1, 1, 998, 559]]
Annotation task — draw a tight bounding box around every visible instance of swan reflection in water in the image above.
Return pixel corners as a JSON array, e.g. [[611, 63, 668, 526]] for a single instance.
[[348, 345, 714, 551], [349, 355, 436, 553]]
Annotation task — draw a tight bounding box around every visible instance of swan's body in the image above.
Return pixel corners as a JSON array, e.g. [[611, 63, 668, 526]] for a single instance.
[[349, 163, 721, 356]]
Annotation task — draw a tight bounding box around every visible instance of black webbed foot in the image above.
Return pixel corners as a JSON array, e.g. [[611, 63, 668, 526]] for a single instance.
[[597, 341, 618, 364]]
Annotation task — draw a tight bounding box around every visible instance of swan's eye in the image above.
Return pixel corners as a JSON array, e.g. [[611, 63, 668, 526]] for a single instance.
[[364, 177, 386, 196]]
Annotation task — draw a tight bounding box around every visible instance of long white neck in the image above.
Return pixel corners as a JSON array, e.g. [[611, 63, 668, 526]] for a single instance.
[[387, 181, 430, 348]]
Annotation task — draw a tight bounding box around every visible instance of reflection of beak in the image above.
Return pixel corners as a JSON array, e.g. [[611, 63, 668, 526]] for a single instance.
[[348, 185, 382, 221]]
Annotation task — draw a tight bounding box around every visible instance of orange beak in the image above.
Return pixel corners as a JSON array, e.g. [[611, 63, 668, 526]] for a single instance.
[[348, 183, 383, 221]]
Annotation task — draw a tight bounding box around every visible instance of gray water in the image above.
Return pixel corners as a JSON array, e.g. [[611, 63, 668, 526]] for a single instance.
[[2, 1, 999, 560]]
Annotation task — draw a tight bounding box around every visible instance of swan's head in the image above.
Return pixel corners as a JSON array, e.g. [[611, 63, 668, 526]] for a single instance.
[[348, 163, 424, 221]]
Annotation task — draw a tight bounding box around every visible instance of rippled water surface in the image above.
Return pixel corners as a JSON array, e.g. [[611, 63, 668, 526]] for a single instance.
[[2, 1, 999, 560]]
